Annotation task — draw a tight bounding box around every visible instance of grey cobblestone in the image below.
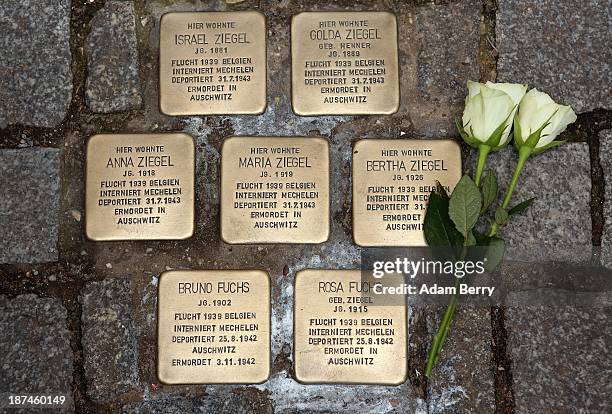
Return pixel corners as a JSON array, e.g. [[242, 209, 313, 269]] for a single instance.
[[482, 143, 592, 262], [122, 396, 192, 414], [427, 307, 494, 414], [80, 278, 140, 402], [0, 0, 72, 127], [122, 390, 269, 414], [599, 130, 612, 268], [497, 0, 612, 113], [506, 305, 612, 413], [0, 294, 74, 413], [0, 148, 61, 263], [86, 1, 142, 112], [398, 0, 481, 136]]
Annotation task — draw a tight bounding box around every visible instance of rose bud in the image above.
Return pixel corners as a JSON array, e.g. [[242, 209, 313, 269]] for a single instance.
[[514, 88, 577, 155], [458, 81, 527, 151]]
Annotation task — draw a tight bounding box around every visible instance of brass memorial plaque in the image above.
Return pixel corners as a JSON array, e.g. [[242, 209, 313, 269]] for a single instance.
[[291, 12, 399, 115], [352, 139, 462, 246], [158, 270, 270, 384], [220, 136, 330, 244], [85, 133, 195, 241], [159, 11, 266, 115], [294, 269, 407, 384]]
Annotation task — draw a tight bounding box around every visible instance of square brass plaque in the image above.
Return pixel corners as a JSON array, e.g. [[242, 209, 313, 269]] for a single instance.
[[85, 133, 195, 241], [352, 139, 462, 246], [294, 269, 407, 384], [159, 11, 267, 115], [291, 11, 399, 115], [158, 270, 270, 384], [220, 136, 330, 244]]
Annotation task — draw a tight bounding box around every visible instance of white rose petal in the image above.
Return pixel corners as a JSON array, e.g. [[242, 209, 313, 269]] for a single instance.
[[485, 81, 527, 105], [462, 81, 526, 148], [517, 88, 577, 148], [538, 105, 577, 148], [467, 80, 484, 98]]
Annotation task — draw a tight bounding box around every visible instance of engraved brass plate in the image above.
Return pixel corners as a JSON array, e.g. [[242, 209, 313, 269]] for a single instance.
[[352, 139, 462, 246], [158, 270, 270, 384], [85, 133, 195, 241], [220, 136, 330, 244], [291, 12, 399, 115], [159, 11, 267, 115], [294, 269, 407, 384]]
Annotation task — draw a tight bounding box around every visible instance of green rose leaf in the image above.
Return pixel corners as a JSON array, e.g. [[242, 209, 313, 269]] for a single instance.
[[448, 175, 482, 238], [434, 180, 449, 198], [424, 190, 464, 249], [480, 170, 497, 213], [467, 231, 477, 246], [474, 233, 505, 272], [508, 197, 536, 216], [494, 207, 509, 226], [484, 109, 514, 149]]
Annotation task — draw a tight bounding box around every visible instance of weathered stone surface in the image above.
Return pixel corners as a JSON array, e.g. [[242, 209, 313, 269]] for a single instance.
[[482, 143, 592, 262], [0, 295, 74, 412], [86, 1, 142, 112], [599, 130, 612, 268], [497, 0, 611, 113], [0, 0, 72, 128], [427, 307, 495, 413], [122, 390, 270, 414], [259, 249, 426, 413], [398, 0, 480, 136], [0, 148, 61, 263], [122, 396, 192, 414], [497, 261, 612, 307], [258, 372, 425, 413], [80, 278, 139, 402], [506, 305, 612, 413]]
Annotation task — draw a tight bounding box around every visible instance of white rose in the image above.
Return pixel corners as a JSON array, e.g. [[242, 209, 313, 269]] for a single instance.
[[460, 81, 527, 150], [515, 88, 577, 151]]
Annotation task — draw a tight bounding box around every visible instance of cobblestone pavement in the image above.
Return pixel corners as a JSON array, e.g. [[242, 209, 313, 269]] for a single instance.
[[0, 1, 610, 413]]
